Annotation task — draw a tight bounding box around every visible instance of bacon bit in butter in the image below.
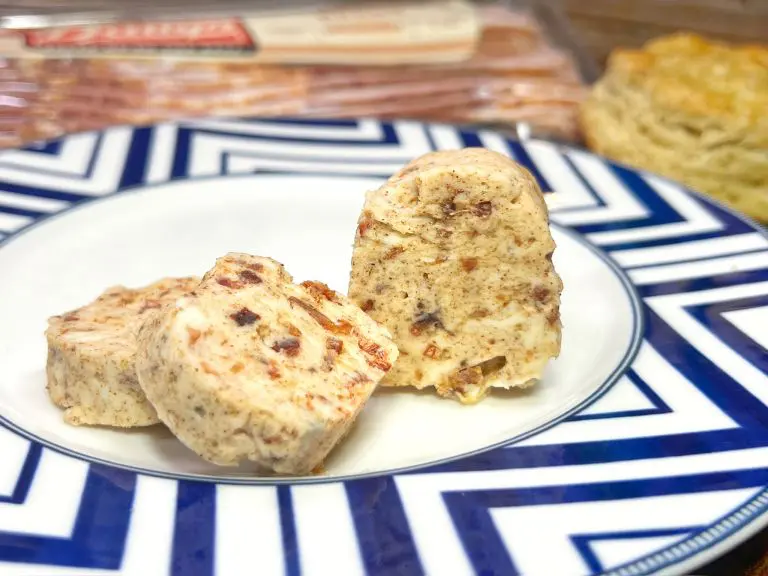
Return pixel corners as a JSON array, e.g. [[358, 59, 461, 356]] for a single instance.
[[357, 334, 392, 371], [287, 324, 302, 337], [410, 311, 444, 336], [423, 343, 441, 359], [385, 246, 405, 260], [533, 285, 550, 303], [478, 356, 507, 377], [217, 277, 244, 289], [442, 201, 457, 216], [357, 213, 374, 237], [349, 372, 372, 386], [187, 327, 202, 345], [323, 337, 343, 371], [272, 338, 301, 357], [237, 259, 264, 272], [327, 338, 343, 354], [547, 308, 560, 326], [301, 281, 341, 304], [361, 299, 375, 312], [230, 362, 245, 374], [473, 201, 493, 217], [230, 307, 260, 326], [460, 257, 478, 272], [453, 365, 483, 393], [238, 270, 262, 284], [288, 296, 353, 335]]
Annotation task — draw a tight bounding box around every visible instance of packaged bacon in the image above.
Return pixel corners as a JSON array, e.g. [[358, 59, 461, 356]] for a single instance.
[[0, 0, 595, 147]]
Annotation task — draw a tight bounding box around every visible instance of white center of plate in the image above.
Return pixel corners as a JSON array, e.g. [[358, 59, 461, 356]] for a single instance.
[[0, 174, 640, 482]]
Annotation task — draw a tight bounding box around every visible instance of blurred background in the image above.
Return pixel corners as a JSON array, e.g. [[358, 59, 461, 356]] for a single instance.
[[0, 0, 764, 223], [0, 0, 764, 220]]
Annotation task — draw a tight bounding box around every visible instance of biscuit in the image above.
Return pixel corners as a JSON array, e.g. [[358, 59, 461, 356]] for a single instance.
[[581, 33, 768, 221]]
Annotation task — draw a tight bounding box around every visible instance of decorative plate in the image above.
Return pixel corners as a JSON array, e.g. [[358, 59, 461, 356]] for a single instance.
[[0, 118, 766, 576]]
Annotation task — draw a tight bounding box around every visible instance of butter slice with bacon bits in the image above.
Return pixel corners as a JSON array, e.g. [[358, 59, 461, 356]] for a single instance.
[[136, 253, 397, 475]]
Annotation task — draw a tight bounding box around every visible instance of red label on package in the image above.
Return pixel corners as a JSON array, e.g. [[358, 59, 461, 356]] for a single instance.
[[0, 1, 479, 64], [22, 20, 256, 51]]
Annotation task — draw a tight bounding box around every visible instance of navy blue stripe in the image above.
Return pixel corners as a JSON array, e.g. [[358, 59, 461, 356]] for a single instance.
[[118, 127, 152, 189], [0, 205, 45, 219], [636, 268, 768, 297], [561, 153, 605, 206], [0, 443, 41, 504], [570, 527, 700, 573], [185, 126, 402, 147], [625, 369, 673, 415], [423, 428, 768, 474], [573, 537, 607, 574], [507, 140, 549, 193], [69, 466, 136, 568], [595, 229, 748, 252], [211, 143, 415, 165], [82, 133, 103, 180], [458, 130, 484, 148], [423, 125, 438, 154], [692, 198, 759, 238], [171, 481, 216, 576], [444, 469, 768, 573], [380, 123, 399, 146], [568, 407, 670, 421], [625, 248, 768, 271], [572, 166, 683, 235], [634, 308, 768, 430], [0, 181, 89, 204], [345, 477, 425, 576], [567, 370, 672, 422], [689, 294, 768, 316], [445, 468, 768, 510], [588, 196, 758, 252], [278, 486, 301, 576], [688, 295, 768, 376], [240, 117, 364, 128], [22, 140, 62, 155], [171, 130, 191, 179], [445, 492, 520, 576], [616, 166, 681, 224], [0, 133, 102, 180], [0, 465, 136, 568]]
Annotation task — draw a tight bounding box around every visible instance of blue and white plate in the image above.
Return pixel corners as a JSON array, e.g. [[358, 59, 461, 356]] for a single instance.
[[0, 118, 766, 576]]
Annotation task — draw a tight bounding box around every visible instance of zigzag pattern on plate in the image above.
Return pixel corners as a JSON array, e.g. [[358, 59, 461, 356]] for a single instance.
[[0, 119, 766, 576]]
